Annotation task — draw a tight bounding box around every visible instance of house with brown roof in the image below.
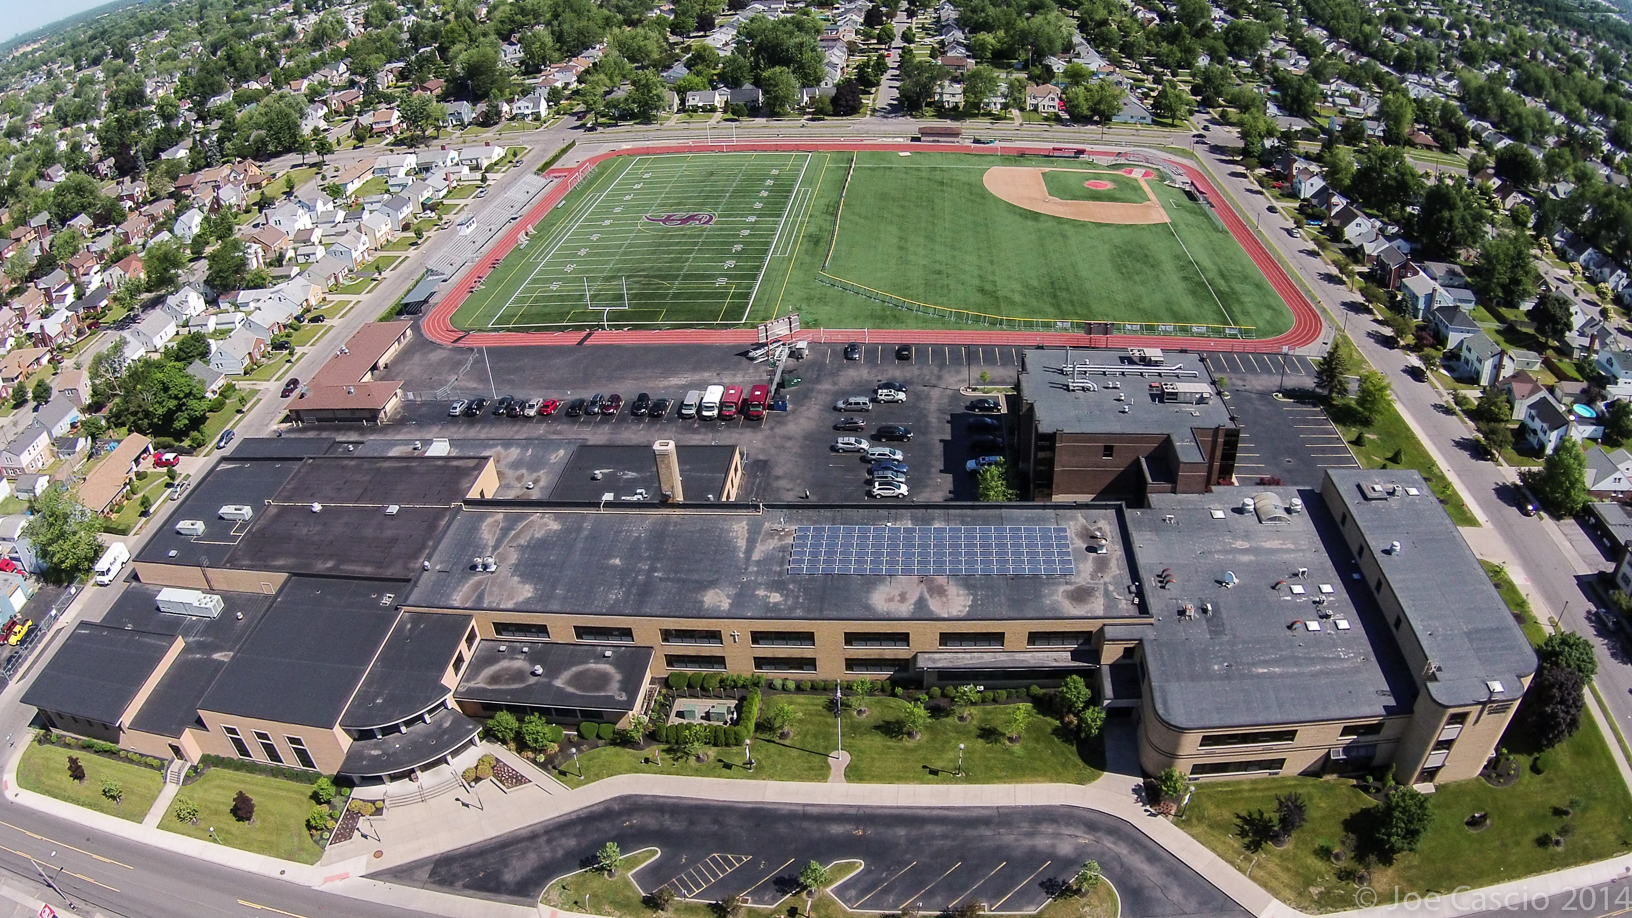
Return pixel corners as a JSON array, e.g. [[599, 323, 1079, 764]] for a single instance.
[[245, 226, 291, 263], [328, 89, 364, 114], [78, 433, 152, 514], [118, 214, 152, 246]]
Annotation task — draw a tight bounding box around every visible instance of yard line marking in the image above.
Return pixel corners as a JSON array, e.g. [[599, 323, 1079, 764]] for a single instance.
[[853, 861, 918, 907], [0, 821, 130, 868], [946, 861, 1007, 907], [989, 861, 1052, 911], [749, 152, 812, 323], [897, 861, 962, 910]]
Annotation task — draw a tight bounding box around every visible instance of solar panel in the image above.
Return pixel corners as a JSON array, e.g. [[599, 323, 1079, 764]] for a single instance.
[[788, 525, 1076, 576]]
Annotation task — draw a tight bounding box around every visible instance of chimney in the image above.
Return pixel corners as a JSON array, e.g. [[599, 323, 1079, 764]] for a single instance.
[[654, 440, 683, 503]]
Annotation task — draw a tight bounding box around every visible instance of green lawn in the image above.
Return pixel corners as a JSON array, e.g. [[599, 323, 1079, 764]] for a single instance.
[[445, 184, 480, 199], [333, 277, 373, 295], [1040, 169, 1153, 204], [355, 176, 390, 198], [363, 255, 402, 273], [1330, 393, 1478, 527], [289, 324, 330, 347], [161, 769, 325, 864], [1481, 559, 1547, 646], [105, 473, 171, 535], [382, 237, 418, 252], [574, 696, 1099, 786], [244, 357, 297, 382], [199, 397, 255, 454], [279, 166, 322, 193], [1176, 716, 1632, 914], [17, 742, 163, 821]]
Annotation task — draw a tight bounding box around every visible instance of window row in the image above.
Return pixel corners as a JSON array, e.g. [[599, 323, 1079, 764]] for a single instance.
[[490, 622, 1091, 650], [220, 725, 317, 770], [664, 656, 913, 675]]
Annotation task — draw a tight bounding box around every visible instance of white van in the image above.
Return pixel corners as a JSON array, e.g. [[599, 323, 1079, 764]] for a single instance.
[[218, 505, 255, 522], [700, 385, 725, 420], [679, 390, 703, 419], [93, 542, 130, 586]]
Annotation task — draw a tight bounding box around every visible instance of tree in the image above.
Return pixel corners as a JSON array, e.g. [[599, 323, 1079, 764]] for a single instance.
[[1478, 421, 1514, 458], [901, 701, 930, 738], [143, 240, 186, 293], [1072, 860, 1102, 894], [1414, 178, 1490, 258], [30, 377, 52, 405], [1605, 400, 1632, 447], [767, 702, 800, 737], [1221, 19, 1269, 58], [1324, 145, 1356, 193], [102, 780, 123, 804], [719, 54, 752, 88], [597, 841, 623, 875], [799, 861, 831, 892], [1378, 92, 1415, 146], [174, 797, 199, 824], [67, 756, 85, 783], [521, 712, 555, 750], [1473, 386, 1512, 425], [832, 79, 864, 116], [109, 358, 211, 440], [1152, 79, 1193, 126], [1314, 337, 1353, 396], [1155, 767, 1187, 803], [1078, 706, 1106, 738], [1524, 664, 1586, 749], [1373, 786, 1433, 856], [952, 684, 980, 719], [1495, 144, 1544, 189], [231, 790, 256, 822], [1005, 703, 1032, 742], [758, 67, 799, 116], [312, 134, 335, 164], [165, 332, 211, 366], [22, 486, 105, 584], [1084, 81, 1124, 125], [977, 461, 1016, 501], [1059, 674, 1091, 714], [1192, 65, 1231, 108], [1354, 370, 1392, 426], [1527, 291, 1574, 346], [1470, 231, 1540, 307], [311, 777, 336, 805], [486, 710, 520, 744], [1538, 632, 1599, 680], [1353, 145, 1425, 224], [897, 58, 948, 113], [1006, 76, 1030, 114], [619, 71, 667, 122], [1274, 793, 1308, 844], [1521, 437, 1588, 517], [962, 65, 999, 115]]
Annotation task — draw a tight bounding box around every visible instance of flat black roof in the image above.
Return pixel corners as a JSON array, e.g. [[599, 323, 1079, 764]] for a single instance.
[[1130, 491, 1417, 730], [228, 503, 454, 580], [341, 612, 472, 730], [269, 455, 491, 508], [198, 578, 404, 728], [550, 445, 739, 502], [339, 707, 481, 778], [136, 459, 303, 567], [408, 504, 1137, 622], [230, 437, 338, 460], [22, 624, 175, 726], [456, 641, 651, 714], [339, 437, 584, 499], [1325, 470, 1537, 707]]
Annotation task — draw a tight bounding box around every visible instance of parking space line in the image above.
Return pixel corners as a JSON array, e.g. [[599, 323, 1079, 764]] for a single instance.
[[897, 861, 963, 910], [853, 861, 919, 907], [989, 861, 1052, 911], [737, 858, 795, 901], [947, 861, 1007, 907]]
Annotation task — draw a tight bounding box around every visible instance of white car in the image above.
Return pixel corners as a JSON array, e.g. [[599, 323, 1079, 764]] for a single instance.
[[523, 398, 543, 417], [966, 456, 1004, 472], [874, 389, 906, 404], [833, 437, 870, 453], [869, 481, 910, 499], [448, 399, 468, 416], [866, 446, 905, 462]]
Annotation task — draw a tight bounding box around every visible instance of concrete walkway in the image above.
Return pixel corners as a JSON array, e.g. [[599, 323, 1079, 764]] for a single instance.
[[827, 751, 849, 783], [140, 776, 181, 829]]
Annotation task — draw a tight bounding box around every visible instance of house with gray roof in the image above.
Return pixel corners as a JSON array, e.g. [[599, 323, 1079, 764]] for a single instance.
[[1447, 330, 1503, 385], [1520, 393, 1573, 454]]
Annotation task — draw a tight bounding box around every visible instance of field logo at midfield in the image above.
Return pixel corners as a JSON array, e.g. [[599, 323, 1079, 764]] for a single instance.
[[643, 212, 716, 227]]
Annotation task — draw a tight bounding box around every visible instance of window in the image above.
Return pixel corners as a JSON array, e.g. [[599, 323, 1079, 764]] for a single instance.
[[464, 628, 477, 650], [1374, 577, 1384, 594], [1027, 631, 1087, 647], [452, 652, 466, 675], [494, 621, 551, 641], [252, 730, 284, 764], [939, 632, 1004, 648], [1446, 711, 1470, 726], [285, 736, 316, 770], [665, 654, 727, 670], [575, 626, 635, 643], [1394, 616, 1402, 631], [845, 632, 911, 648], [1190, 758, 1286, 776], [1432, 738, 1455, 752], [751, 631, 815, 647], [1340, 511, 1349, 528], [662, 629, 724, 645], [1102, 444, 1115, 459], [846, 658, 909, 674], [755, 657, 818, 672], [1198, 729, 1297, 748], [222, 726, 252, 759], [1340, 722, 1385, 738]]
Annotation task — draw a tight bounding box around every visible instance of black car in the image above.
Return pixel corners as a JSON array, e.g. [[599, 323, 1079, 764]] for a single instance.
[[971, 435, 1005, 451], [844, 342, 862, 360], [464, 397, 489, 416], [630, 393, 652, 417], [968, 416, 1002, 431], [505, 398, 525, 417], [492, 395, 515, 416], [649, 397, 672, 419], [565, 397, 588, 417], [896, 345, 913, 360], [874, 424, 913, 441], [967, 398, 1002, 413], [585, 393, 604, 415], [834, 417, 867, 431]]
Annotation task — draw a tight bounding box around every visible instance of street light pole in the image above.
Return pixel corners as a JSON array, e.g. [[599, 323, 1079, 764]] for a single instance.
[[834, 682, 843, 759], [571, 746, 583, 779], [1278, 345, 1289, 392], [745, 738, 754, 772], [957, 743, 965, 777]]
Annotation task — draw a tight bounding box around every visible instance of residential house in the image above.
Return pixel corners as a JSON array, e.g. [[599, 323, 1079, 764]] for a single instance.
[[76, 433, 152, 516], [1291, 163, 1326, 199], [117, 214, 151, 247], [0, 348, 48, 401], [360, 211, 396, 249], [1585, 446, 1632, 498], [36, 270, 74, 307], [174, 208, 204, 243], [34, 399, 80, 439], [186, 361, 226, 398], [1400, 272, 1450, 320], [27, 310, 79, 348], [416, 148, 460, 172], [335, 161, 374, 198], [1025, 83, 1063, 113], [328, 88, 364, 114], [1, 425, 54, 478], [513, 89, 548, 119], [161, 287, 208, 324], [1597, 344, 1632, 394], [125, 311, 178, 353], [686, 89, 729, 111], [246, 226, 291, 265], [1429, 305, 1479, 349], [373, 154, 415, 179], [326, 231, 371, 269], [110, 255, 144, 288], [1329, 204, 1379, 246], [55, 368, 89, 408], [445, 101, 476, 127], [728, 86, 762, 110], [367, 108, 403, 135], [457, 145, 505, 171], [208, 328, 267, 375], [1112, 98, 1154, 124], [1520, 393, 1574, 455], [1373, 246, 1410, 290], [1447, 331, 1504, 386]]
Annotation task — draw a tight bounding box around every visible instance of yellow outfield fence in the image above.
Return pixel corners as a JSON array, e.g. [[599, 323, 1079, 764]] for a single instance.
[[812, 271, 1257, 338]]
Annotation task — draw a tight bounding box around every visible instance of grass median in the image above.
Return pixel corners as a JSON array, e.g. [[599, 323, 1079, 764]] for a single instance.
[[16, 742, 163, 822]]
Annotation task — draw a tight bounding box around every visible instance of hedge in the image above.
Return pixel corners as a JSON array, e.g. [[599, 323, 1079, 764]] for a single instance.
[[741, 688, 762, 731], [198, 754, 322, 785]]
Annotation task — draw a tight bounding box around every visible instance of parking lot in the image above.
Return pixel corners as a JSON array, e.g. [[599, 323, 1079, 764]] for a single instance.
[[337, 339, 1033, 502], [1201, 351, 1358, 487], [373, 795, 1250, 918]]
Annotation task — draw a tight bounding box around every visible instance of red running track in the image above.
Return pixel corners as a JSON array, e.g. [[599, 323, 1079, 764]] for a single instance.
[[421, 141, 1325, 353]]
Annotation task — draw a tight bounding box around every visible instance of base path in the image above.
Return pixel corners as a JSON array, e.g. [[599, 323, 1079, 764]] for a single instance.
[[420, 141, 1323, 354], [981, 166, 1168, 224]]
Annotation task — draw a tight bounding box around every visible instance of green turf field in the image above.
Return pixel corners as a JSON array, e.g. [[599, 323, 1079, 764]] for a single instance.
[[1039, 169, 1151, 204], [451, 150, 1293, 337]]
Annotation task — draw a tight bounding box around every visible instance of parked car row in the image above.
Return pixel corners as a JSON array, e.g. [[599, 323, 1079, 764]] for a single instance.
[[448, 384, 779, 423]]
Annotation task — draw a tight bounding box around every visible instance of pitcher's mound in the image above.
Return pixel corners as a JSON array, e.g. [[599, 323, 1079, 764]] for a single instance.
[[983, 167, 1169, 225], [1085, 180, 1115, 190]]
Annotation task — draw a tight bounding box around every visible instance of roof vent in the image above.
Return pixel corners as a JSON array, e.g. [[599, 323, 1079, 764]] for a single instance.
[[496, 644, 507, 652], [1486, 680, 1505, 695], [1389, 540, 1402, 554], [531, 664, 543, 676], [1288, 498, 1304, 513], [604, 649, 613, 658], [385, 504, 400, 516], [311, 502, 322, 513], [485, 556, 497, 571], [1222, 571, 1237, 588], [521, 645, 529, 654]]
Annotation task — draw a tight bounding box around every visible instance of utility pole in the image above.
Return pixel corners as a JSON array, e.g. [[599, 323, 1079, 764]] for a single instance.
[[834, 682, 843, 759]]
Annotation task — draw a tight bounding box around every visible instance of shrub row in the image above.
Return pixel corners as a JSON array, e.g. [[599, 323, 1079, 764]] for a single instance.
[[40, 733, 166, 770], [653, 723, 750, 747], [576, 721, 617, 741], [198, 753, 321, 785], [741, 688, 762, 732]]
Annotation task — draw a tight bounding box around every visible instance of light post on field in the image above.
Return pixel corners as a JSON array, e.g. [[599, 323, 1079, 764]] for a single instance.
[[570, 746, 583, 780], [957, 743, 965, 778]]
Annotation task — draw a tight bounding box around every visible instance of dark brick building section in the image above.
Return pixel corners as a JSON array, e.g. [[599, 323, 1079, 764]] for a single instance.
[[1016, 349, 1238, 504]]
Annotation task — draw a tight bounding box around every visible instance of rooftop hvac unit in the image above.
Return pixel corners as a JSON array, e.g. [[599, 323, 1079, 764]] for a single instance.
[[1241, 498, 1254, 513], [531, 665, 544, 676], [385, 504, 400, 516], [175, 520, 205, 537], [156, 588, 224, 619]]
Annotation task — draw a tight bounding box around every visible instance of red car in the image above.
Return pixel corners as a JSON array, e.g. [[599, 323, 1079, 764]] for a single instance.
[[153, 452, 182, 468], [539, 399, 561, 416], [601, 393, 623, 416]]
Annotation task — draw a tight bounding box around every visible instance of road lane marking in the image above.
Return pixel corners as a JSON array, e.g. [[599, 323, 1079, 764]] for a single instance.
[[990, 861, 1052, 911], [0, 822, 131, 868], [238, 900, 312, 918], [0, 845, 118, 892]]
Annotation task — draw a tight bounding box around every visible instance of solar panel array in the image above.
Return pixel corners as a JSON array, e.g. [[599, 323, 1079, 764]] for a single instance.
[[788, 525, 1076, 576]]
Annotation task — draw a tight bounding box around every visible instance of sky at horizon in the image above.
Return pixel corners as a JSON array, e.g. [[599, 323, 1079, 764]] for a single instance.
[[0, 0, 123, 44]]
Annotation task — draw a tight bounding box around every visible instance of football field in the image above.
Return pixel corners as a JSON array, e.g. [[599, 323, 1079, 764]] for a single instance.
[[457, 152, 815, 329]]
